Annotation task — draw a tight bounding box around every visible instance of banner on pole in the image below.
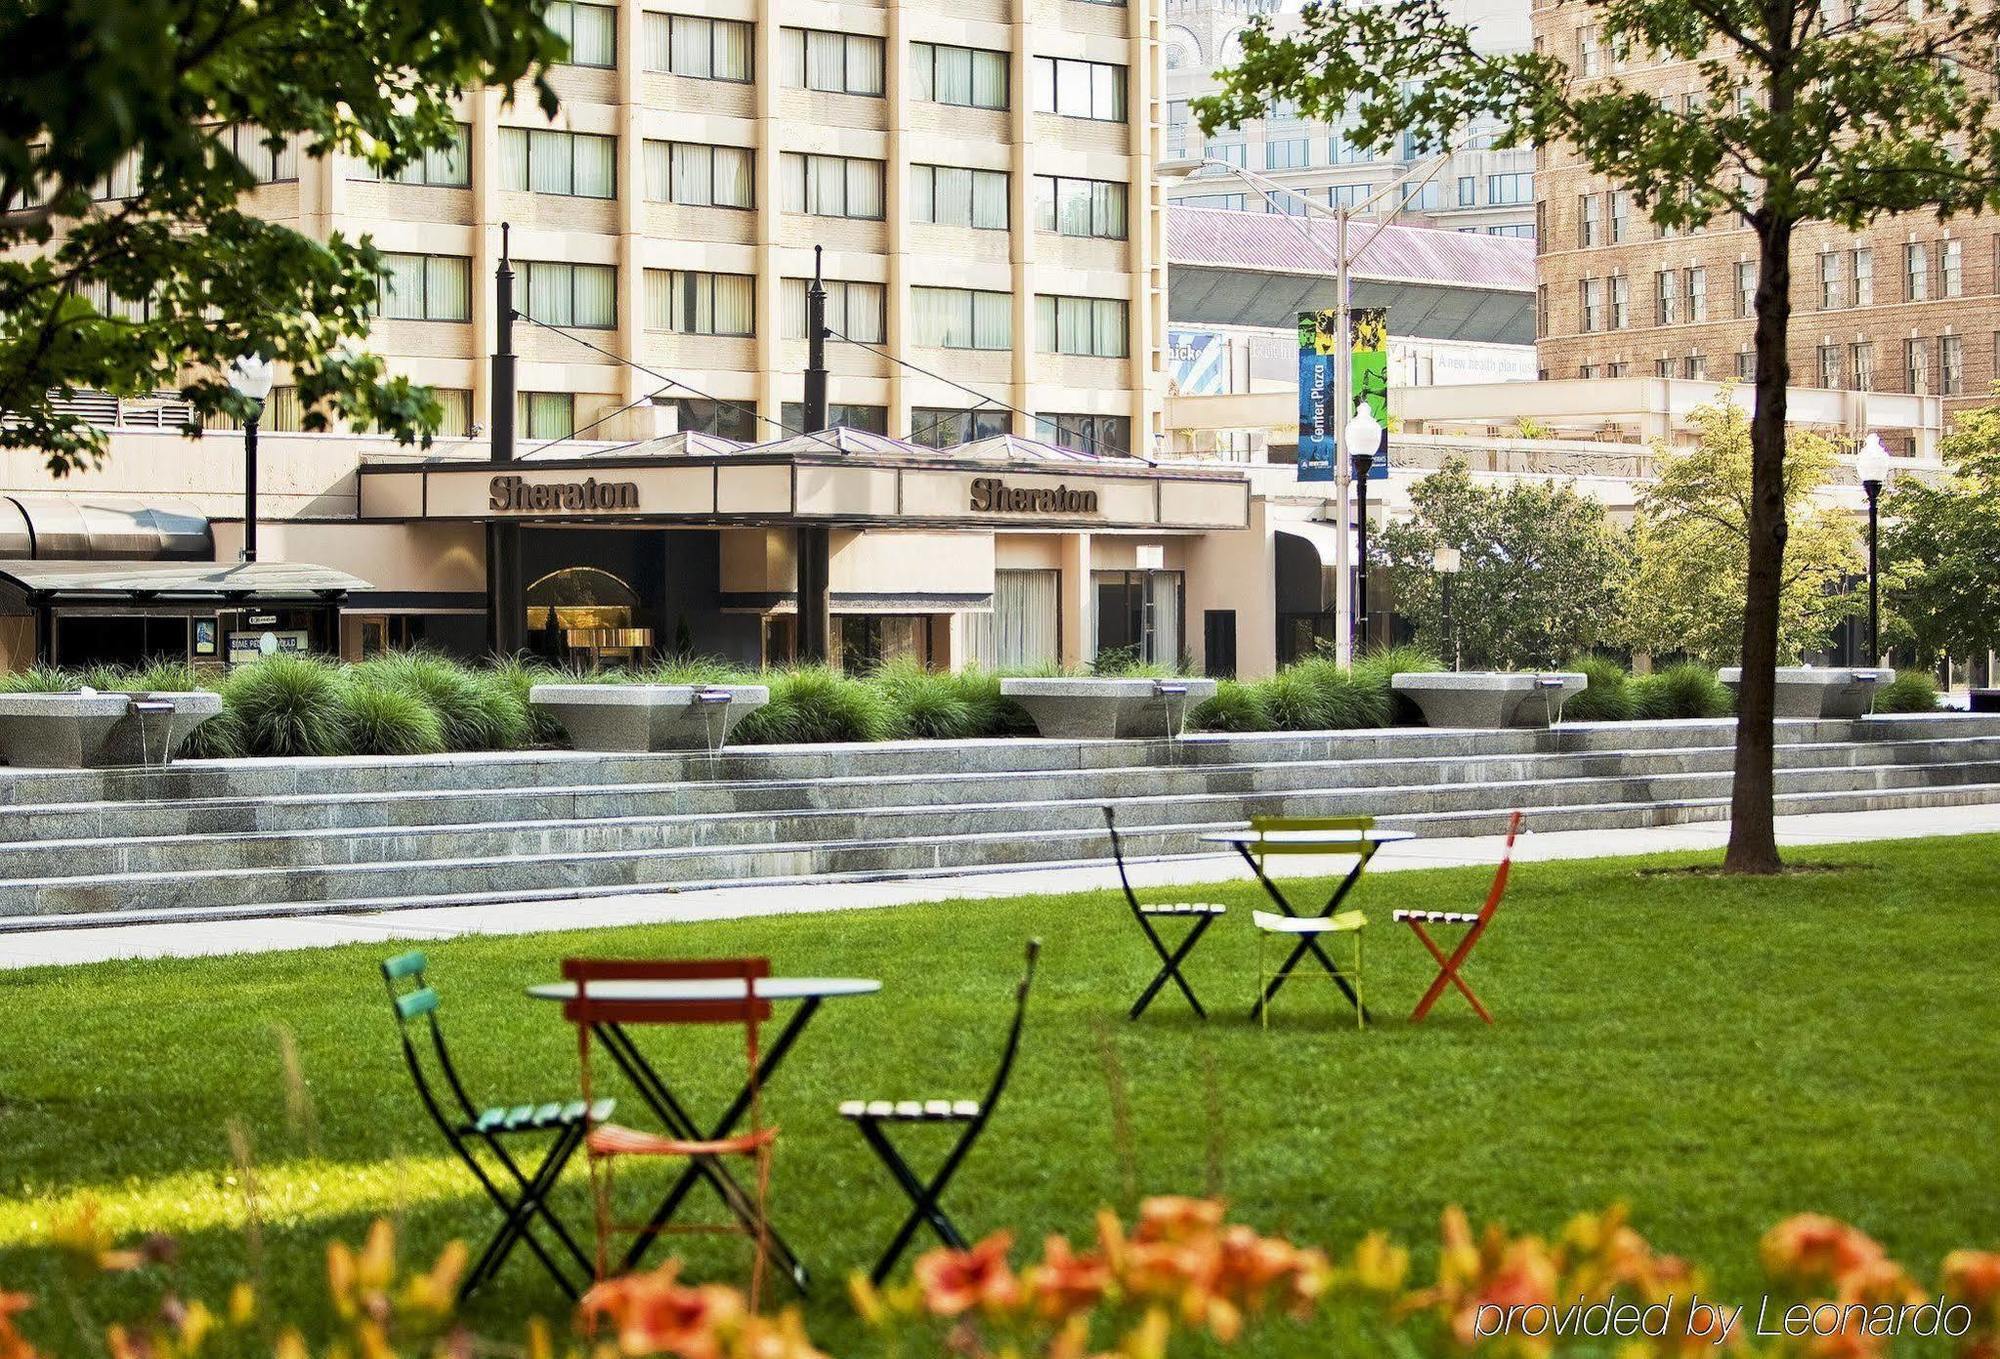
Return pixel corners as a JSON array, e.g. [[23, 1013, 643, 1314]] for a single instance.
[[1351, 307, 1390, 480], [1296, 310, 1338, 483]]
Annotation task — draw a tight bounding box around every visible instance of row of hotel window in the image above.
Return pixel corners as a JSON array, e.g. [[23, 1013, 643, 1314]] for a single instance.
[[1574, 336, 1972, 397], [375, 254, 1131, 356]]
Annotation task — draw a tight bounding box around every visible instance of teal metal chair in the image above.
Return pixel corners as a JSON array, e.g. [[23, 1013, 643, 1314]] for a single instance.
[[381, 951, 606, 1300]]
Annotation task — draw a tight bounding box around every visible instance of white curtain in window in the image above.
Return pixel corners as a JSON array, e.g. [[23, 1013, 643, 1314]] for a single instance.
[[910, 166, 936, 223], [910, 44, 936, 101], [780, 153, 806, 212], [643, 269, 675, 331], [528, 263, 571, 325], [780, 278, 807, 338], [525, 392, 574, 439], [642, 140, 670, 200], [1093, 299, 1126, 357], [848, 282, 885, 342], [571, 3, 616, 65], [844, 158, 881, 217], [671, 143, 711, 204], [1100, 182, 1127, 236], [806, 30, 845, 89], [972, 49, 1006, 108], [848, 35, 884, 94], [963, 610, 996, 670], [426, 128, 468, 186], [642, 12, 670, 70], [1055, 60, 1089, 116], [1035, 295, 1056, 352], [435, 390, 472, 437], [498, 128, 529, 191], [1091, 64, 1121, 120], [935, 166, 971, 225], [972, 170, 1007, 229], [529, 130, 571, 194], [1030, 57, 1055, 113], [933, 47, 973, 104], [574, 134, 615, 197], [713, 274, 753, 334], [1147, 572, 1182, 668], [912, 287, 955, 347], [380, 253, 427, 319], [972, 291, 1010, 350], [714, 19, 749, 78], [713, 146, 751, 206], [574, 264, 616, 327], [671, 15, 711, 77], [996, 570, 1059, 669], [426, 256, 471, 320]]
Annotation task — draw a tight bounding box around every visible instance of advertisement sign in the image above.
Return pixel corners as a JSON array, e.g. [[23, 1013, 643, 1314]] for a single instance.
[[1167, 329, 1228, 396], [1351, 307, 1390, 480], [226, 629, 309, 666], [1296, 310, 1339, 483]]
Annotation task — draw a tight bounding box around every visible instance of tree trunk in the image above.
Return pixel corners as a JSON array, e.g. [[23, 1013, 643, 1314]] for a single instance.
[[1724, 215, 1795, 875]]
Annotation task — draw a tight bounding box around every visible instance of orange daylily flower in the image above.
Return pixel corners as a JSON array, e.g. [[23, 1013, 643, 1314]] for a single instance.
[[1132, 1197, 1225, 1246], [1029, 1234, 1114, 1319], [1945, 1251, 2000, 1312], [913, 1232, 1022, 1318], [580, 1264, 748, 1359], [1761, 1216, 1889, 1292]]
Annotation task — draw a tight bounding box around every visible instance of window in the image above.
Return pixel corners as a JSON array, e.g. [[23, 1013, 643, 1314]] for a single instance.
[[1611, 274, 1630, 328], [1329, 124, 1373, 164], [1655, 269, 1681, 324], [1684, 354, 1707, 380], [1034, 413, 1128, 458], [1579, 278, 1604, 332], [1577, 24, 1602, 76], [1180, 192, 1246, 211], [1328, 183, 1375, 210], [1037, 294, 1129, 358], [1654, 357, 1675, 378], [1942, 238, 1963, 297], [499, 128, 616, 198], [661, 398, 757, 441], [1537, 284, 1549, 334], [643, 269, 753, 335], [1817, 344, 1842, 388], [911, 407, 1010, 448], [1488, 223, 1535, 238], [782, 402, 887, 434], [1034, 175, 1128, 238], [1030, 56, 1126, 121], [1265, 138, 1311, 169], [351, 124, 470, 187], [1607, 362, 1629, 377], [1457, 176, 1476, 207], [1942, 333, 1964, 394], [1851, 340, 1875, 391], [91, 149, 142, 201], [518, 392, 575, 441], [1609, 189, 1630, 241], [376, 253, 471, 321], [1685, 266, 1707, 322], [1736, 260, 1757, 317], [1401, 181, 1444, 212], [912, 287, 1012, 349], [522, 261, 616, 328], [1487, 172, 1532, 205], [782, 278, 885, 343], [1207, 140, 1248, 168], [911, 164, 1008, 229], [781, 28, 885, 95], [216, 124, 300, 184], [548, 1, 616, 67], [1579, 363, 1598, 380], [1852, 248, 1873, 305], [643, 141, 753, 208], [1166, 100, 1190, 157], [780, 152, 885, 219], [910, 42, 1009, 109], [1735, 351, 1755, 380], [1905, 336, 1931, 393], [1578, 193, 1603, 247], [1906, 242, 1930, 302], [642, 13, 753, 80], [1819, 251, 1843, 308]]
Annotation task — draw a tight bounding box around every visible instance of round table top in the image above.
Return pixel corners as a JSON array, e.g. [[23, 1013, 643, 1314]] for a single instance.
[[1201, 827, 1417, 848], [527, 977, 882, 1004]]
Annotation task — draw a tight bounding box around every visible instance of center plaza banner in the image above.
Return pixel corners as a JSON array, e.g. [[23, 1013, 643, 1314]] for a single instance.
[[1296, 308, 1390, 483]]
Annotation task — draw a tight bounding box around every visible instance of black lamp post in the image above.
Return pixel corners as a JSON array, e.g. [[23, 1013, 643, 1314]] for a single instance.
[[1344, 401, 1383, 651], [1857, 432, 1890, 666], [227, 355, 274, 563]]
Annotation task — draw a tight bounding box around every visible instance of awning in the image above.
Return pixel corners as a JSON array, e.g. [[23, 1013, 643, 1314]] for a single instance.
[[0, 559, 371, 602], [0, 495, 211, 560], [1275, 521, 1353, 565], [1274, 522, 1353, 614]]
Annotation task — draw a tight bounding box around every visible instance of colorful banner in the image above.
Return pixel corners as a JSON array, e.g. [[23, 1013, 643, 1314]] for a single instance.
[[1296, 310, 1339, 483], [1351, 307, 1390, 480]]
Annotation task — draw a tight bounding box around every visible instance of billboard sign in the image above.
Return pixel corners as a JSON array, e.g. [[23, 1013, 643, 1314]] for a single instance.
[[1167, 328, 1228, 396], [1352, 307, 1390, 480], [1296, 310, 1339, 483]]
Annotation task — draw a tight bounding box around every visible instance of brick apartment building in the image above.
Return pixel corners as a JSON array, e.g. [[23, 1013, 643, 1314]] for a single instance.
[[1531, 0, 2000, 431]]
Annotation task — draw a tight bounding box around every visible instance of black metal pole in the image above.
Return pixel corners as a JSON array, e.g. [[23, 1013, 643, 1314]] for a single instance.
[[796, 246, 832, 665], [1442, 574, 1455, 671], [1865, 482, 1881, 666], [488, 223, 525, 658], [242, 408, 261, 563], [1352, 452, 1373, 651]]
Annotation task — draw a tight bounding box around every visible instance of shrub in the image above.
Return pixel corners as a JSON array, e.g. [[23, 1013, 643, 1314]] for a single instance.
[[1254, 657, 1388, 731], [873, 657, 981, 740], [178, 703, 246, 759], [1564, 655, 1636, 722], [341, 681, 446, 756], [1631, 662, 1733, 720], [1190, 678, 1274, 732], [488, 656, 570, 746], [126, 659, 204, 693], [1089, 645, 1171, 679], [1351, 644, 1443, 725], [353, 651, 528, 752], [732, 666, 896, 744], [0, 664, 79, 693], [1874, 668, 1941, 713], [642, 654, 752, 685], [220, 654, 350, 757], [945, 667, 1034, 736]]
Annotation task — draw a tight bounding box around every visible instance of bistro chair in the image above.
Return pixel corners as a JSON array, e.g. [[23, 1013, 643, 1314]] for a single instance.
[[379, 951, 602, 1302], [1243, 815, 1379, 1024], [563, 957, 780, 1307], [837, 939, 1040, 1284], [1103, 805, 1227, 1020], [1252, 907, 1369, 1030], [1394, 810, 1524, 1024]]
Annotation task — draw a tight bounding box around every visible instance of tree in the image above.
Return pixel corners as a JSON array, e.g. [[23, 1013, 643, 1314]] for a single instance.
[[1197, 0, 2000, 871], [1621, 399, 1860, 663], [0, 0, 562, 473], [1881, 396, 2000, 665], [1374, 458, 1631, 668]]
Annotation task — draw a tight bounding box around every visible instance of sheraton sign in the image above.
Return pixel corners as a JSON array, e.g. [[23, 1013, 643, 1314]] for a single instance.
[[489, 474, 640, 514], [967, 477, 1100, 516]]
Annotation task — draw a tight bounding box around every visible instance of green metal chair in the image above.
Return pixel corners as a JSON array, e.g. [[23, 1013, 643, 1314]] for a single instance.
[[380, 951, 606, 1301], [1242, 815, 1379, 1025]]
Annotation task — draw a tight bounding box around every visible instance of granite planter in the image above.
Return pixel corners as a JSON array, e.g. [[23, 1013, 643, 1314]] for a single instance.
[[1392, 671, 1588, 729], [1000, 677, 1218, 739], [0, 689, 221, 768], [1718, 666, 1887, 719], [530, 683, 770, 752]]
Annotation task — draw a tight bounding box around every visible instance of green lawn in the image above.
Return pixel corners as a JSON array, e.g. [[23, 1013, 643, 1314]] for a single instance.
[[2, 835, 1998, 1353]]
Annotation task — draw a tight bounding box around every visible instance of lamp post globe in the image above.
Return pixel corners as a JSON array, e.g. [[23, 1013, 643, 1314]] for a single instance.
[[227, 355, 275, 565]]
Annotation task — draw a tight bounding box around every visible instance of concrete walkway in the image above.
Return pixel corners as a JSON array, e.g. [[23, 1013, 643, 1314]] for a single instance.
[[4, 803, 1996, 971]]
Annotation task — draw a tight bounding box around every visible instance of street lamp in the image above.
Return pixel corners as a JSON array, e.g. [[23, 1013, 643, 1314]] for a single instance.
[[1433, 544, 1462, 671], [227, 355, 275, 564], [1856, 432, 1891, 667], [1346, 401, 1383, 647]]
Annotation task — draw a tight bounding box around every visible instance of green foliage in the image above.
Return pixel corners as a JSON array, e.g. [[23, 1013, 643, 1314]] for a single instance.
[[340, 681, 446, 757], [1088, 645, 1171, 679], [124, 660, 203, 693], [1351, 644, 1443, 726], [642, 655, 752, 685], [1564, 655, 1636, 722], [219, 654, 350, 757], [1882, 398, 2000, 665], [1, 0, 565, 473], [1254, 656, 1389, 731], [0, 665, 79, 693], [1373, 460, 1632, 670], [732, 666, 898, 745], [1189, 678, 1275, 733], [351, 651, 527, 752], [1874, 669, 1941, 715], [1622, 401, 1861, 665], [177, 703, 246, 760], [1630, 663, 1733, 721], [872, 657, 982, 740], [487, 656, 570, 746]]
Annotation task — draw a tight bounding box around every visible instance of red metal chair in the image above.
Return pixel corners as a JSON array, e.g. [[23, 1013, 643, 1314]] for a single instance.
[[562, 957, 779, 1306], [1393, 810, 1523, 1024]]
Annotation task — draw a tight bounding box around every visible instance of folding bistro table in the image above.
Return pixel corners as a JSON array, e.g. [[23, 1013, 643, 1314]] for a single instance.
[[527, 975, 880, 1292], [1200, 827, 1414, 1022]]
